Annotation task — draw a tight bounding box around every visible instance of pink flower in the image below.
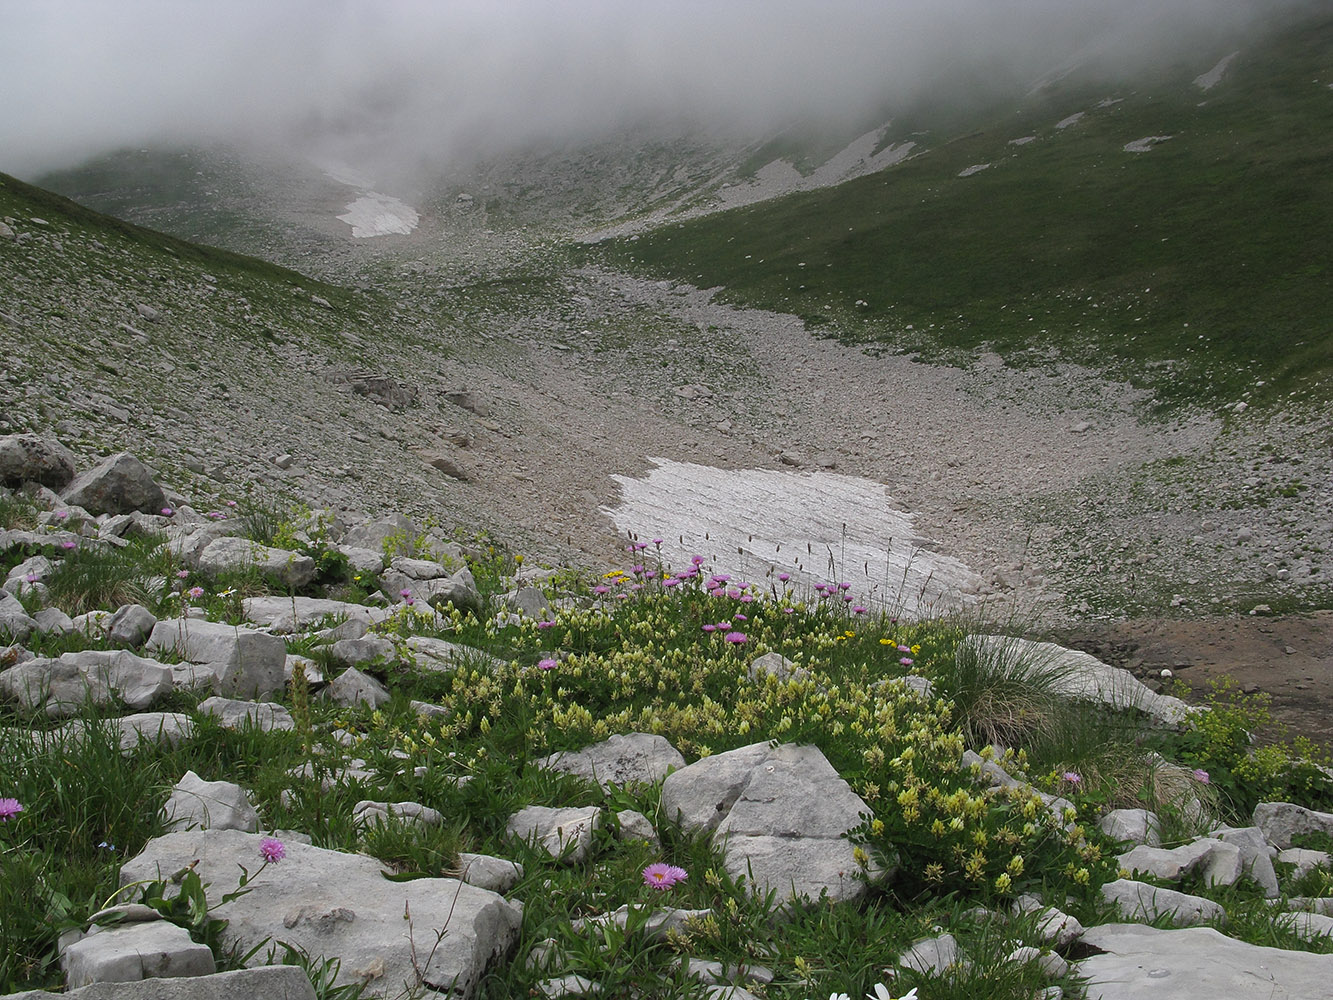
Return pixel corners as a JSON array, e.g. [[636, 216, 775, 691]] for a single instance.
[[702, 624, 717, 633], [853, 606, 867, 614], [538, 658, 557, 671], [733, 614, 747, 622], [225, 499, 237, 508], [55, 511, 68, 520], [259, 837, 286, 863], [0, 797, 22, 822], [61, 540, 76, 550], [899, 657, 913, 666], [725, 631, 748, 644], [1062, 772, 1082, 785], [593, 585, 609, 595], [651, 538, 663, 546], [778, 572, 790, 582], [187, 586, 205, 599], [177, 570, 190, 579], [535, 620, 556, 629], [1192, 769, 1210, 784], [663, 578, 680, 588], [838, 582, 851, 591], [161, 508, 174, 517], [691, 555, 704, 566], [642, 863, 687, 890]]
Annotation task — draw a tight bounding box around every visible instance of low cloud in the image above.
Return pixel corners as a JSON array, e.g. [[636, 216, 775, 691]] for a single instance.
[[0, 0, 1308, 182]]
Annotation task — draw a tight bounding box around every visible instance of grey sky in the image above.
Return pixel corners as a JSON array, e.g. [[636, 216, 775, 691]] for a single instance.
[[0, 0, 1303, 180]]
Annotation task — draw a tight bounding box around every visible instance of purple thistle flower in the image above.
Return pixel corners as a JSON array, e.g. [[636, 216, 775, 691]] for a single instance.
[[259, 836, 286, 863], [701, 624, 717, 633], [0, 797, 23, 822], [61, 540, 76, 550], [725, 631, 748, 644], [535, 620, 557, 629], [899, 657, 913, 666], [1192, 769, 1210, 784], [642, 862, 687, 890], [853, 605, 867, 614], [663, 578, 680, 588], [778, 572, 790, 582], [593, 585, 609, 595], [161, 508, 174, 517], [538, 658, 557, 671]]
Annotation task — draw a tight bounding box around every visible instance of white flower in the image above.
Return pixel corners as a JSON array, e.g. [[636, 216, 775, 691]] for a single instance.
[[867, 986, 917, 1000]]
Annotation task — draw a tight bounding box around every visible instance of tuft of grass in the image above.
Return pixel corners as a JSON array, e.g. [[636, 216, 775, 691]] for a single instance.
[[39, 534, 175, 617]]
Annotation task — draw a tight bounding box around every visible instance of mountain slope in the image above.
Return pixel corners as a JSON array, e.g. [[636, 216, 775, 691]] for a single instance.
[[594, 12, 1333, 410]]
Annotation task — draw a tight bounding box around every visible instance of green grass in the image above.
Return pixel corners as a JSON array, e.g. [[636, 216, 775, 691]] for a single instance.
[[592, 12, 1333, 410]]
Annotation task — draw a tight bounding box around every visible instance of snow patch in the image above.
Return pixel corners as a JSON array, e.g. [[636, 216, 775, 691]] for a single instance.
[[1123, 136, 1173, 153], [958, 163, 992, 177], [1009, 136, 1037, 146], [1195, 51, 1240, 91], [604, 457, 980, 618], [1055, 113, 1085, 130], [337, 193, 420, 238]]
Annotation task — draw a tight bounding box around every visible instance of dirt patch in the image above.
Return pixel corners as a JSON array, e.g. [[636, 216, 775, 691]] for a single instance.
[[1056, 612, 1333, 752]]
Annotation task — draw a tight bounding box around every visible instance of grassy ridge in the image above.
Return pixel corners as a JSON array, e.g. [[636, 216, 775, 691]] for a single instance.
[[596, 15, 1333, 409]]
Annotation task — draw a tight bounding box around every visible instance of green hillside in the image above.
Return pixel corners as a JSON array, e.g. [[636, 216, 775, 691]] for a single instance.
[[596, 14, 1333, 411]]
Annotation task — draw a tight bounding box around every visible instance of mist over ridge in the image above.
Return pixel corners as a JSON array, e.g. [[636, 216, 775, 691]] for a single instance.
[[1, 0, 1318, 183]]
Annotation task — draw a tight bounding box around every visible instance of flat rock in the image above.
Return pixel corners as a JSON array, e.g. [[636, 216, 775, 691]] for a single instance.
[[0, 434, 78, 490], [661, 742, 877, 904], [1253, 801, 1333, 850], [198, 696, 295, 732], [118, 829, 521, 999], [242, 595, 389, 632], [161, 770, 259, 832], [1078, 923, 1333, 999], [2, 966, 317, 1000], [538, 733, 685, 791], [147, 618, 284, 699], [197, 537, 316, 590], [1100, 879, 1226, 926], [0, 650, 172, 716], [507, 805, 602, 863], [324, 666, 390, 707], [61, 452, 166, 516], [60, 919, 215, 988]]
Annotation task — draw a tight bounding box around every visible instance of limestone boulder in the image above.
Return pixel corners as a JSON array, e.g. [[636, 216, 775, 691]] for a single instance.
[[60, 919, 215, 988], [161, 770, 260, 832], [118, 829, 521, 999], [197, 536, 316, 590], [4, 966, 317, 1000], [661, 742, 878, 905], [1100, 879, 1226, 926], [506, 805, 602, 863], [242, 595, 389, 632], [1100, 808, 1162, 847], [198, 696, 295, 732], [1078, 923, 1333, 999], [0, 434, 78, 489], [1253, 801, 1333, 850], [324, 666, 390, 708], [61, 452, 166, 516], [0, 650, 172, 716], [538, 733, 685, 791], [146, 618, 285, 699]]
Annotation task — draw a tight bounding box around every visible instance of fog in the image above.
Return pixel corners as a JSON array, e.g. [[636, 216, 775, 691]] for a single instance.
[[0, 0, 1311, 182]]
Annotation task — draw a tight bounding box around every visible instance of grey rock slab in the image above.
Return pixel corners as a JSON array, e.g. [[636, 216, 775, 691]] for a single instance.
[[1276, 911, 1333, 940], [2, 965, 318, 1000], [60, 918, 215, 987], [0, 650, 172, 716], [964, 635, 1196, 725], [33, 607, 73, 635], [1100, 878, 1226, 926], [535, 974, 601, 998], [61, 452, 166, 516], [1118, 838, 1241, 887], [353, 799, 443, 829], [746, 651, 809, 684], [1012, 896, 1086, 947], [538, 732, 685, 791], [107, 604, 158, 648], [161, 770, 260, 832], [51, 713, 195, 753], [119, 830, 521, 999], [615, 809, 660, 849], [663, 742, 876, 904], [0, 434, 78, 489], [897, 932, 959, 975], [417, 568, 483, 616], [1100, 808, 1162, 847], [406, 635, 504, 672], [330, 635, 396, 667], [500, 585, 551, 618], [1078, 923, 1333, 999], [197, 536, 315, 589], [146, 618, 284, 699], [342, 513, 419, 553], [507, 804, 602, 863], [242, 595, 389, 632], [1211, 825, 1279, 897], [457, 853, 524, 893], [389, 555, 452, 580], [339, 545, 386, 575], [198, 696, 295, 732], [1253, 801, 1333, 850], [324, 666, 390, 708], [1277, 848, 1331, 881]]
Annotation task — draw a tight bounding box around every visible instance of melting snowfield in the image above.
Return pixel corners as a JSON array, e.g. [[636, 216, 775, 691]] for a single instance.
[[605, 458, 981, 618], [336, 192, 420, 238]]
